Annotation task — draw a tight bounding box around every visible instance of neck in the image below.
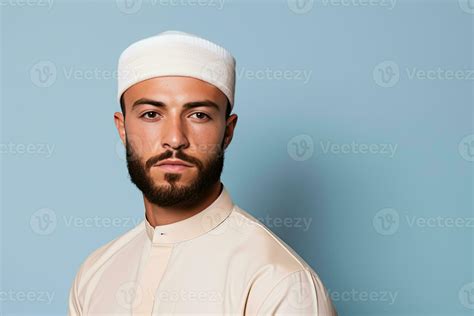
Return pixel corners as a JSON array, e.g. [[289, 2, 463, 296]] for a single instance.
[[144, 181, 223, 227]]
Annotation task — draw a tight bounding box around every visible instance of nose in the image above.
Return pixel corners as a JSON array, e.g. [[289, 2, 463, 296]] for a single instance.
[[160, 115, 189, 151]]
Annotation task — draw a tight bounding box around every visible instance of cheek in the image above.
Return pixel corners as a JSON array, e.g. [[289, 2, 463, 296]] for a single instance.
[[189, 134, 224, 158], [125, 125, 161, 156]]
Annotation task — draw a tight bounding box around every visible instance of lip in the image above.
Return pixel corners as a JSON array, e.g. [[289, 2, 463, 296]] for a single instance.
[[158, 164, 191, 172], [155, 159, 193, 172], [156, 159, 193, 167]]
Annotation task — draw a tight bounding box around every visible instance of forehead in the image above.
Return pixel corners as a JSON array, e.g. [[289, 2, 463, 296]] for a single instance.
[[123, 76, 228, 110]]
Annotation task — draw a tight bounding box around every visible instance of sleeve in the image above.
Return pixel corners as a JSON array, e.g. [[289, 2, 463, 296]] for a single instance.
[[255, 269, 338, 316], [67, 262, 85, 316]]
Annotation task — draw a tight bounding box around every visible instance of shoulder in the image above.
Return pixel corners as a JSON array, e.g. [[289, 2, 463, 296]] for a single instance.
[[69, 220, 145, 297], [226, 206, 337, 315], [255, 268, 338, 316], [228, 206, 313, 272]]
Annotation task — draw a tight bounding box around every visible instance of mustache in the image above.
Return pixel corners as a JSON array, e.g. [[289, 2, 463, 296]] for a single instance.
[[145, 150, 202, 170]]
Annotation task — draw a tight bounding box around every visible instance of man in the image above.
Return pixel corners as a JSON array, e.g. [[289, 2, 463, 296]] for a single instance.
[[68, 30, 337, 315]]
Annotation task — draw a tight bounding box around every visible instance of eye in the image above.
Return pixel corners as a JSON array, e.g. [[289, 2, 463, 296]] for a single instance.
[[190, 112, 211, 120], [141, 111, 160, 120]]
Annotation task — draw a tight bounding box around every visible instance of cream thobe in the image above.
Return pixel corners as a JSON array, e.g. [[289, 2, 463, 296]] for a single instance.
[[68, 183, 337, 315]]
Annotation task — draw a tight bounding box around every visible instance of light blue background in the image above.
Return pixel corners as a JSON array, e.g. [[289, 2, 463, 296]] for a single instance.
[[1, 0, 473, 315]]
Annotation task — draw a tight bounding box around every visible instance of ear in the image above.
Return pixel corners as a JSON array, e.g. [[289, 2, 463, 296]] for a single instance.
[[114, 112, 126, 146], [223, 114, 238, 150]]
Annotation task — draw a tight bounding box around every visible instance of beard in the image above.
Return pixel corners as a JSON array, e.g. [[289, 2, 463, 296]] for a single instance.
[[125, 136, 225, 208]]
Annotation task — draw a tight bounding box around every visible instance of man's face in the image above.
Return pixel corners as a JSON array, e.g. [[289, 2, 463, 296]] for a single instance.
[[114, 76, 237, 207]]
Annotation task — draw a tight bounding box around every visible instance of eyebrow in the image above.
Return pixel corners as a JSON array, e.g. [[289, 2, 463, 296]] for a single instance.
[[131, 98, 221, 113]]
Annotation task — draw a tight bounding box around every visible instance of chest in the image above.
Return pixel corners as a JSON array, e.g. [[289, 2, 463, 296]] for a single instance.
[[83, 241, 252, 315]]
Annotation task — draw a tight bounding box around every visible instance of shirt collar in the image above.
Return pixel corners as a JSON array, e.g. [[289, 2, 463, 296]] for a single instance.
[[144, 183, 234, 244]]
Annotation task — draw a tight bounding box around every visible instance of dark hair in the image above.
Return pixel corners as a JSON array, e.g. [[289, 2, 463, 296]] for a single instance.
[[120, 94, 232, 120]]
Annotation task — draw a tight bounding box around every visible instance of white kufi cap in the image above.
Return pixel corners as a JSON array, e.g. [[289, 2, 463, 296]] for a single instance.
[[117, 30, 236, 108]]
